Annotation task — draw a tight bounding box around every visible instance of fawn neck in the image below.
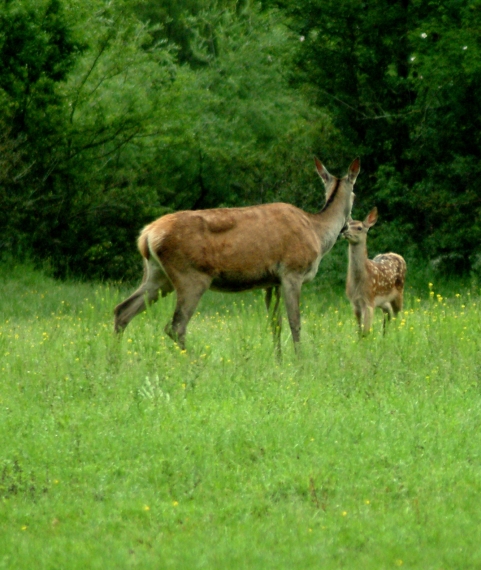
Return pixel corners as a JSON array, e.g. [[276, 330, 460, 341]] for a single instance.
[[348, 241, 370, 284]]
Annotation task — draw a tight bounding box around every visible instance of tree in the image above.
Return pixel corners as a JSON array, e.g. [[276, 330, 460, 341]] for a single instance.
[[0, 0, 81, 256], [0, 0, 176, 279], [404, 0, 481, 270], [133, 2, 341, 211], [274, 0, 481, 271], [1, 0, 342, 280], [38, 0, 177, 279]]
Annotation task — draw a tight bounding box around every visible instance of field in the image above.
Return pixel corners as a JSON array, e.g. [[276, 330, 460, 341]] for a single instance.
[[1, 261, 481, 569]]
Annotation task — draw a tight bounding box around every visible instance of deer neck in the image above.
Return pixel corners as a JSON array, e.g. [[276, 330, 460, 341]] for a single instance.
[[348, 242, 369, 283], [313, 181, 352, 255]]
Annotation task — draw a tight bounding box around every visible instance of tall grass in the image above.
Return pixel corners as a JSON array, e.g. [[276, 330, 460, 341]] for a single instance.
[[1, 262, 481, 569]]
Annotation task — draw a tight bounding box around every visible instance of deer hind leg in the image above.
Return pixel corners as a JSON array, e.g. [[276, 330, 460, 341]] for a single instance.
[[164, 271, 211, 350], [378, 302, 394, 335], [114, 259, 173, 333], [391, 292, 404, 316], [281, 276, 302, 349], [265, 286, 282, 356]]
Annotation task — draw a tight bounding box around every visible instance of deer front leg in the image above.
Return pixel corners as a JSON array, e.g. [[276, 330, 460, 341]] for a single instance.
[[265, 287, 273, 312], [379, 302, 394, 335], [281, 276, 302, 349], [265, 286, 282, 357], [164, 273, 211, 350], [352, 304, 363, 337], [360, 305, 374, 336]]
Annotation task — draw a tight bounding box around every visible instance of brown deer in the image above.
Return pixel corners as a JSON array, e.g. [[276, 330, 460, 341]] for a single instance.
[[114, 157, 361, 350], [343, 207, 406, 336]]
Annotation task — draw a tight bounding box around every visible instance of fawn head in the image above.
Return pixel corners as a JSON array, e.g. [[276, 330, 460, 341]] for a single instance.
[[342, 207, 378, 245]]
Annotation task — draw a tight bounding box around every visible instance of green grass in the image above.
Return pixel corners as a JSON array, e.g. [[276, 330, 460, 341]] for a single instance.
[[1, 262, 481, 569]]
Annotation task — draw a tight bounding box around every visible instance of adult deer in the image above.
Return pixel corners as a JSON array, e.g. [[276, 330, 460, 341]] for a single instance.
[[343, 207, 406, 336], [114, 158, 360, 350]]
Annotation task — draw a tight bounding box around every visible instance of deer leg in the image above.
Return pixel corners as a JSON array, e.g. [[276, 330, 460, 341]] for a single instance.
[[380, 303, 394, 335], [281, 277, 302, 348], [114, 260, 172, 333], [353, 306, 363, 337], [361, 305, 374, 336], [272, 286, 282, 347], [265, 286, 282, 356], [382, 312, 389, 335], [378, 301, 395, 335], [391, 294, 403, 316], [265, 287, 273, 312], [164, 274, 211, 350]]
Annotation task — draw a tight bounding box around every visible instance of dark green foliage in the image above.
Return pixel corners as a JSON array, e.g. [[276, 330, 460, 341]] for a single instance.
[[0, 0, 337, 280], [273, 0, 481, 270], [135, 4, 339, 213], [405, 1, 481, 267], [0, 0, 176, 279], [2, 0, 480, 280], [0, 0, 80, 134], [0, 0, 81, 257]]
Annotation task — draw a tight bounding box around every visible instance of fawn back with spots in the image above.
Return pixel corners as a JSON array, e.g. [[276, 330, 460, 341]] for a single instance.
[[343, 207, 406, 335]]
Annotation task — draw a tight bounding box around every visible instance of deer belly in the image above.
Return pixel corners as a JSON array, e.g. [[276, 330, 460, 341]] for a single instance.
[[374, 291, 397, 308], [210, 273, 280, 293]]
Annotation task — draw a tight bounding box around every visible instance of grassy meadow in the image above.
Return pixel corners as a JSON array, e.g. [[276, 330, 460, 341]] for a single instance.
[[1, 260, 481, 569]]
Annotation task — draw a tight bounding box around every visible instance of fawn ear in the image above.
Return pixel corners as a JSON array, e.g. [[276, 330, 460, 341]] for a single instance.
[[347, 157, 361, 184], [364, 207, 378, 228], [314, 157, 332, 186]]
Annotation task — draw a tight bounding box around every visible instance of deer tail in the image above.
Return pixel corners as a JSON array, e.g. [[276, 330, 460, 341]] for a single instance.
[[137, 226, 151, 260]]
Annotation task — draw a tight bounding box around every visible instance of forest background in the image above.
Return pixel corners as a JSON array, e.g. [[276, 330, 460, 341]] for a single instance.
[[1, 0, 480, 282]]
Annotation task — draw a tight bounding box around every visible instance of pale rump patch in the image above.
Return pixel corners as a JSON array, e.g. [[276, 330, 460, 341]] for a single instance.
[[147, 229, 167, 256]]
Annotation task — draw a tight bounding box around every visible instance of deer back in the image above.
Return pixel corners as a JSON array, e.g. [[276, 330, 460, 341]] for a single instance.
[[370, 253, 407, 297], [139, 203, 322, 287], [138, 160, 359, 291]]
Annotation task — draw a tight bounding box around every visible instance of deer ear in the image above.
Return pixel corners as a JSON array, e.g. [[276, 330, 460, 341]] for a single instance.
[[314, 157, 332, 186], [364, 207, 378, 228], [348, 157, 361, 184]]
